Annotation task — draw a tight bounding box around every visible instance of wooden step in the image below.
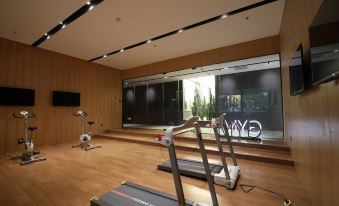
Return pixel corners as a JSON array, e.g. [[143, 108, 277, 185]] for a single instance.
[[107, 128, 290, 152], [95, 132, 294, 166]]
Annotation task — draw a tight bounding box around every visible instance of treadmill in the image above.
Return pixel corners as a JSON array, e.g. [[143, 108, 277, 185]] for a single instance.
[[158, 114, 240, 189], [90, 117, 219, 206]]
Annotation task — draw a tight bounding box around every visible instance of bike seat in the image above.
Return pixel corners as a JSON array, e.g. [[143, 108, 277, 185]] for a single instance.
[[88, 121, 95, 125], [28, 126, 38, 131]]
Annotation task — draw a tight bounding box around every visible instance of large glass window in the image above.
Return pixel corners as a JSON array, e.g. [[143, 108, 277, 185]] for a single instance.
[[122, 54, 283, 140]]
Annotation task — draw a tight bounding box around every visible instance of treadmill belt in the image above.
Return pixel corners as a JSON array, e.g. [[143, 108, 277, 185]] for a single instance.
[[157, 159, 223, 180], [91, 182, 195, 206]]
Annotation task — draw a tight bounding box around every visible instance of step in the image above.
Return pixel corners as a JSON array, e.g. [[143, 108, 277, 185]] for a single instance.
[[95, 132, 294, 166], [107, 129, 290, 152]]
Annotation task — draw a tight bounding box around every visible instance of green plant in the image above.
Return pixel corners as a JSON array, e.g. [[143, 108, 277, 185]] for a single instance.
[[191, 86, 216, 120]]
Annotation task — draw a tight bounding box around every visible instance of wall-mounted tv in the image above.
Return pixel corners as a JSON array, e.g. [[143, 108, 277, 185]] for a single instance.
[[309, 0, 339, 85], [310, 42, 339, 84], [53, 91, 80, 106], [289, 44, 306, 96], [0, 87, 35, 106]]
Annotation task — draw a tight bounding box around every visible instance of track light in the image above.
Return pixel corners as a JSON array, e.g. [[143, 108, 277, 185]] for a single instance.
[[147, 40, 152, 44], [120, 49, 124, 52], [178, 29, 184, 33], [103, 54, 107, 58], [32, 0, 104, 47], [221, 14, 228, 19]]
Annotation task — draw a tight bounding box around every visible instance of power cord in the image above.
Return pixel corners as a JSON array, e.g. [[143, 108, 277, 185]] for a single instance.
[[239, 184, 295, 206]]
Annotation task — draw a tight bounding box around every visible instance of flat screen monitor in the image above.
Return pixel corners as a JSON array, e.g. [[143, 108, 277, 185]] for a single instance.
[[0, 87, 35, 106], [53, 91, 80, 106], [289, 44, 305, 96], [309, 0, 339, 85], [311, 43, 339, 84]]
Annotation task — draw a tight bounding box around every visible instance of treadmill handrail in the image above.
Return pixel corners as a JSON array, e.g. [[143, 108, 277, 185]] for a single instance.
[[219, 115, 238, 167], [172, 116, 199, 133], [158, 116, 199, 147], [163, 116, 198, 206]]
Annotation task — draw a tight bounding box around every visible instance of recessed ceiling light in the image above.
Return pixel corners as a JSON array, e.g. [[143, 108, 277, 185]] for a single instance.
[[124, 82, 128, 85], [89, 5, 94, 11], [334, 49, 338, 53], [221, 14, 228, 19], [86, 1, 91, 5], [164, 76, 168, 79], [120, 49, 124, 52], [178, 29, 184, 33]]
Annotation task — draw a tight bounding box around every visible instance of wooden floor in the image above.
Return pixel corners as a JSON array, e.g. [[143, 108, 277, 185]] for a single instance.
[[0, 138, 311, 206]]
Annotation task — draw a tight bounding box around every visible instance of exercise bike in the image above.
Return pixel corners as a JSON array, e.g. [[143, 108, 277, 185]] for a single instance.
[[72, 111, 101, 151], [10, 111, 46, 165]]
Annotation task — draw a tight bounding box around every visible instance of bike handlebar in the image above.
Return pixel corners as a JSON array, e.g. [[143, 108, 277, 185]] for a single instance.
[[73, 111, 88, 116], [12, 112, 36, 118]]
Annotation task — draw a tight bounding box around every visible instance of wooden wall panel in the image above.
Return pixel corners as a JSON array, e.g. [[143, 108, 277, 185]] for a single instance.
[[280, 0, 339, 205], [122, 35, 280, 80], [0, 37, 122, 153]]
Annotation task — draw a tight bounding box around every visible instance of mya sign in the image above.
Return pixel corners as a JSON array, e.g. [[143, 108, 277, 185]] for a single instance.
[[225, 120, 262, 138]]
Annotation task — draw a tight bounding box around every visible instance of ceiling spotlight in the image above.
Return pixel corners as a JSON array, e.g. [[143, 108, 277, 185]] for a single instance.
[[59, 21, 63, 25], [164, 76, 168, 79], [334, 49, 338, 53], [124, 82, 128, 85], [103, 54, 107, 58], [120, 49, 124, 52], [178, 29, 184, 33], [147, 40, 152, 44], [62, 24, 66, 29], [221, 14, 228, 19], [46, 35, 50, 40], [86, 1, 91, 5], [89, 5, 94, 11], [44, 33, 47, 36]]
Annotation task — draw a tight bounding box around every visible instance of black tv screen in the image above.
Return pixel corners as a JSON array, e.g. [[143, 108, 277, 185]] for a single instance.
[[309, 0, 339, 85], [311, 43, 339, 84], [53, 91, 80, 106], [0, 87, 35, 106], [289, 44, 305, 96]]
